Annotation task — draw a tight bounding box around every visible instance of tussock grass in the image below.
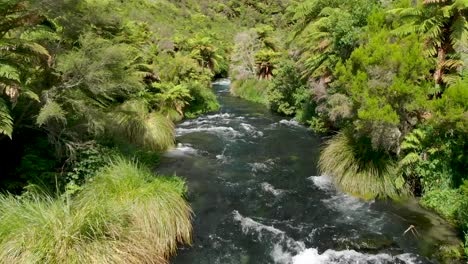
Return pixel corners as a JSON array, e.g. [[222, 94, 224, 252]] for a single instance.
[[0, 158, 192, 264], [319, 132, 408, 200], [115, 100, 175, 151]]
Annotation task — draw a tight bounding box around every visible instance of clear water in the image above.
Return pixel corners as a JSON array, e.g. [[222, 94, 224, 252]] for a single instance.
[[159, 80, 453, 264]]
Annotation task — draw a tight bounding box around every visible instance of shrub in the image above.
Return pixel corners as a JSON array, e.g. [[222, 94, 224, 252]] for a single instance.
[[420, 188, 463, 221], [185, 82, 220, 118]]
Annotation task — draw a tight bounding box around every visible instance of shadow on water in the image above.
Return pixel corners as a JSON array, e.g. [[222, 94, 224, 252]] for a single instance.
[[158, 80, 460, 264]]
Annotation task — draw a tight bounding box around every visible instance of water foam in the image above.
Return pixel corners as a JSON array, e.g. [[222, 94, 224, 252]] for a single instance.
[[163, 143, 198, 157], [212, 78, 231, 86], [308, 176, 334, 191], [233, 210, 285, 237], [292, 248, 422, 264], [268, 119, 303, 128], [176, 126, 242, 138], [249, 159, 276, 173], [240, 123, 264, 138], [261, 182, 284, 196], [233, 211, 421, 264], [178, 113, 234, 127]]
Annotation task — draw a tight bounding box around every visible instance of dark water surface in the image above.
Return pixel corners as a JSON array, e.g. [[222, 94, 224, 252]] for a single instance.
[[159, 80, 454, 264]]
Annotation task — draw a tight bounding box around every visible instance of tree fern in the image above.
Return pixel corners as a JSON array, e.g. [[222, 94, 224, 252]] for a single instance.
[[389, 0, 468, 87]]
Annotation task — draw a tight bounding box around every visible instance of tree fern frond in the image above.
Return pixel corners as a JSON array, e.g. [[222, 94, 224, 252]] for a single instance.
[[441, 59, 464, 69], [0, 98, 13, 138], [400, 152, 421, 166], [441, 73, 461, 86], [400, 141, 420, 151], [20, 87, 39, 102], [450, 15, 468, 46], [388, 7, 422, 18], [0, 64, 21, 83]]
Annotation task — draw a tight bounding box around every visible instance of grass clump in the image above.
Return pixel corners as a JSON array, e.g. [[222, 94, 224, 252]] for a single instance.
[[319, 131, 407, 200], [0, 157, 192, 264], [230, 79, 270, 105]]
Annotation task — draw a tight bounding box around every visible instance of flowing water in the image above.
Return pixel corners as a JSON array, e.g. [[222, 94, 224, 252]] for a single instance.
[[159, 80, 457, 264]]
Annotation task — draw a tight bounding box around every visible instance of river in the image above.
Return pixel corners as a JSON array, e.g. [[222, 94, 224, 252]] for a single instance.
[[159, 80, 457, 264]]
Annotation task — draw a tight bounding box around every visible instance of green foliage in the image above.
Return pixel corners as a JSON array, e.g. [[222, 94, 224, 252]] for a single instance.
[[152, 82, 192, 121], [268, 59, 308, 115], [14, 137, 59, 192], [389, 0, 468, 87], [184, 82, 220, 118], [113, 100, 175, 151], [334, 30, 430, 151], [65, 144, 116, 187], [55, 33, 145, 101], [255, 49, 280, 80], [420, 188, 463, 221], [36, 101, 66, 126], [231, 79, 270, 105], [0, 98, 13, 138], [289, 0, 377, 77], [0, 158, 192, 263], [429, 78, 468, 134], [0, 0, 51, 138], [319, 131, 408, 200]]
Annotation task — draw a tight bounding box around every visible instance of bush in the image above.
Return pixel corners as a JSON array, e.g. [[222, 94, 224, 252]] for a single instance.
[[420, 188, 463, 221], [185, 82, 220, 118], [0, 158, 192, 264], [267, 60, 308, 116]]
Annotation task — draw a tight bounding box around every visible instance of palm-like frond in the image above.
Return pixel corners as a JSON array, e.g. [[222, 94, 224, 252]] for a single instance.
[[0, 98, 13, 138], [389, 0, 468, 86]]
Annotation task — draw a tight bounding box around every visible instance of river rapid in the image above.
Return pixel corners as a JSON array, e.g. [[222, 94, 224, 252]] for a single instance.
[[159, 80, 457, 264]]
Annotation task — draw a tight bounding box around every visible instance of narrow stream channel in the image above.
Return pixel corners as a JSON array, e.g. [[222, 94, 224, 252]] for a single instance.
[[159, 80, 456, 264]]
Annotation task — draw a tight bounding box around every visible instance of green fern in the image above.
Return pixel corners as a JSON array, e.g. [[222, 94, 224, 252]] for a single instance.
[[0, 98, 13, 138], [36, 101, 66, 126]]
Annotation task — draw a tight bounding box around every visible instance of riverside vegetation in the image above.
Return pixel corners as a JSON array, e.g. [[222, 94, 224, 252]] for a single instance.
[[228, 0, 468, 261], [0, 0, 467, 263]]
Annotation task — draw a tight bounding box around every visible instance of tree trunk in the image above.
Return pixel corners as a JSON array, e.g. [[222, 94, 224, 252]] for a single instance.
[[433, 46, 446, 86]]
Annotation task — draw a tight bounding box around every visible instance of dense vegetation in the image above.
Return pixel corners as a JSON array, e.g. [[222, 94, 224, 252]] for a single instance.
[[0, 0, 244, 262], [229, 0, 468, 259], [1, 0, 467, 262]]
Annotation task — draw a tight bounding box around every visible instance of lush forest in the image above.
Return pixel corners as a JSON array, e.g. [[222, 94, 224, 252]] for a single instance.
[[0, 0, 467, 263]]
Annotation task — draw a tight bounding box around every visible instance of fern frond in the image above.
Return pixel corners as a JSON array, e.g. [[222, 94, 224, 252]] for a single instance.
[[0, 64, 20, 83], [400, 152, 422, 166], [400, 141, 420, 151], [0, 98, 13, 138], [36, 101, 66, 126]]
